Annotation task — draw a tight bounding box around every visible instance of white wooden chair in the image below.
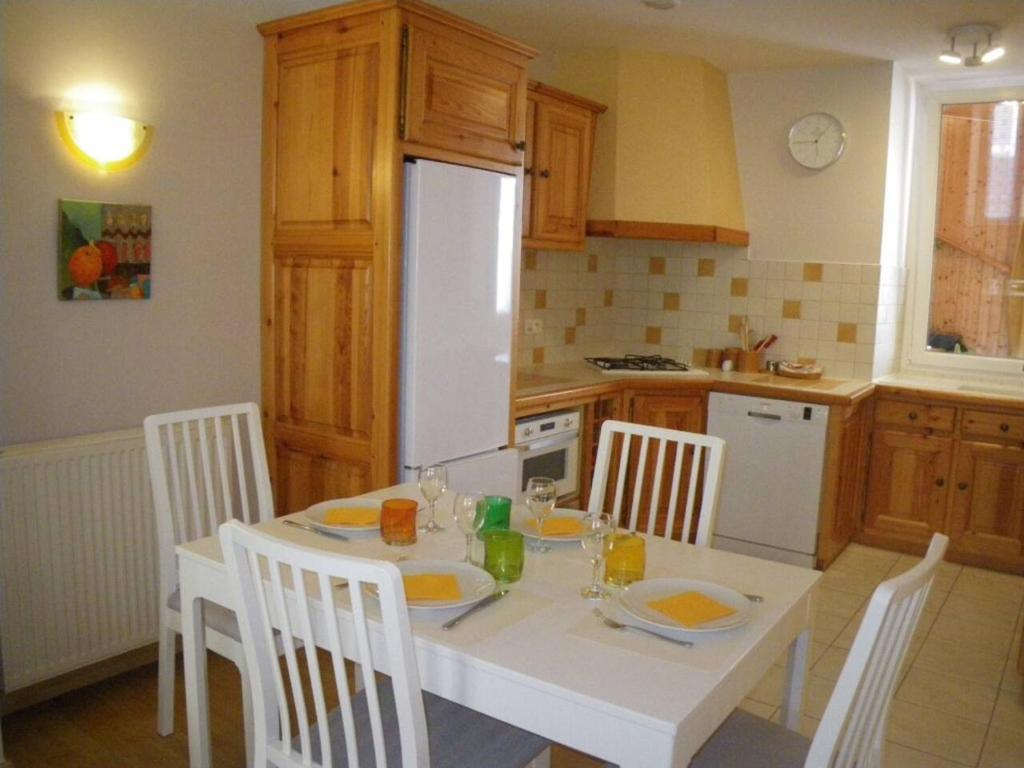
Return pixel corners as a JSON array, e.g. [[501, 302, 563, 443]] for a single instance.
[[219, 519, 549, 767], [587, 420, 726, 546], [144, 402, 274, 751], [691, 533, 950, 768]]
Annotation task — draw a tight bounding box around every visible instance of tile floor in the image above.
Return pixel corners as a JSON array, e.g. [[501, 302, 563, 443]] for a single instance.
[[738, 544, 1024, 767]]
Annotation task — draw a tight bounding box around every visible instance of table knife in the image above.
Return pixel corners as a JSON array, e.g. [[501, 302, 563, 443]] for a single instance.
[[442, 589, 509, 630], [282, 518, 350, 542]]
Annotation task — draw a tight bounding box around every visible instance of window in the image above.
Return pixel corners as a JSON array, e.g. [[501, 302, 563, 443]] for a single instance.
[[907, 84, 1024, 376]]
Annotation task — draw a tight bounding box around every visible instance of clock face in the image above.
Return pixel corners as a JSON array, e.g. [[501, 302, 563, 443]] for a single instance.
[[788, 112, 846, 170]]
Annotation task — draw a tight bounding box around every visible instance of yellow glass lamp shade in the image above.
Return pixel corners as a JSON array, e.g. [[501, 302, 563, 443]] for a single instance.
[[56, 111, 152, 172]]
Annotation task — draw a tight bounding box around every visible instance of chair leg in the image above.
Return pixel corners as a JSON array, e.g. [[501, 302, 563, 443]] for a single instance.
[[237, 657, 255, 768], [157, 623, 177, 735]]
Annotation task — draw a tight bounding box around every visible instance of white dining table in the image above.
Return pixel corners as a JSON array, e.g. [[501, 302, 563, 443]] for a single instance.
[[177, 482, 820, 767]]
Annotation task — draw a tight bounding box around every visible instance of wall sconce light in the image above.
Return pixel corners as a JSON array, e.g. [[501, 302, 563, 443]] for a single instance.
[[55, 111, 153, 172]]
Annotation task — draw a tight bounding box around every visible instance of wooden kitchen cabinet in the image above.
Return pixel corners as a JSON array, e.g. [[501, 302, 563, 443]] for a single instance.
[[863, 429, 954, 548], [627, 391, 705, 433], [260, 1, 535, 514], [401, 13, 532, 165], [860, 388, 1024, 573], [949, 440, 1024, 571], [522, 82, 606, 251]]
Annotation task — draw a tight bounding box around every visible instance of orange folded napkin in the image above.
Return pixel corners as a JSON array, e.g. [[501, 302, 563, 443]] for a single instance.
[[403, 574, 462, 602], [322, 507, 380, 527], [528, 518, 584, 537], [647, 591, 737, 628]]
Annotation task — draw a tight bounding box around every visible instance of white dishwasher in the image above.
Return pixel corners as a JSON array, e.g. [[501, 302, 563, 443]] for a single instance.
[[707, 393, 829, 568]]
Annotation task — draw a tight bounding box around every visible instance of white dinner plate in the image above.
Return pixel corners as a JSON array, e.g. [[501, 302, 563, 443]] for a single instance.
[[366, 560, 496, 612], [618, 578, 752, 633], [515, 508, 587, 542], [304, 498, 384, 536]]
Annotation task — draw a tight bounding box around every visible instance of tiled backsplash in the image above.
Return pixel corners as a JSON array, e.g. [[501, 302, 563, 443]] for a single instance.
[[519, 238, 907, 380]]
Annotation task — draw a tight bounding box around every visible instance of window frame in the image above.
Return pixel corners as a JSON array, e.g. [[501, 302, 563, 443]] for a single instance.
[[904, 76, 1024, 377]]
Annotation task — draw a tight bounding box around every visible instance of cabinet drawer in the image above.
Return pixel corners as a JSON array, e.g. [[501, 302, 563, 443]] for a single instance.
[[875, 400, 955, 432], [961, 409, 1024, 442]]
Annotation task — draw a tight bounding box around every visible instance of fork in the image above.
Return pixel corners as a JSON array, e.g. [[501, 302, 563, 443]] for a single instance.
[[593, 609, 694, 648], [282, 519, 350, 542]]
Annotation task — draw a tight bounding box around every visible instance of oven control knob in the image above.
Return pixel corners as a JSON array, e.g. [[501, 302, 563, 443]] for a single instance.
[[563, 417, 573, 427], [523, 427, 534, 437]]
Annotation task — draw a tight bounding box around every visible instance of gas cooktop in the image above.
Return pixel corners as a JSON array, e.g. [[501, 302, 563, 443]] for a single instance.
[[585, 354, 693, 372]]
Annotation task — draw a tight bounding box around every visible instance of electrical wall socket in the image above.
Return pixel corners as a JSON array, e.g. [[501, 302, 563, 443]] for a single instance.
[[524, 319, 543, 335]]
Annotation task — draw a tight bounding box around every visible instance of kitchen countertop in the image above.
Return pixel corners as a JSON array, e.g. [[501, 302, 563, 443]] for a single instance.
[[515, 361, 875, 409], [874, 372, 1024, 407]]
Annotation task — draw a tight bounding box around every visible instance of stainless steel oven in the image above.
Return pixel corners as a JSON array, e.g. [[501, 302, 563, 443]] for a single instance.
[[515, 410, 581, 502]]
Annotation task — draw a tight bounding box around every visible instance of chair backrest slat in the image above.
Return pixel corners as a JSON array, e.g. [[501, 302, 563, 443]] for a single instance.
[[806, 534, 948, 768], [220, 520, 430, 767], [144, 403, 275, 616], [587, 420, 726, 546]]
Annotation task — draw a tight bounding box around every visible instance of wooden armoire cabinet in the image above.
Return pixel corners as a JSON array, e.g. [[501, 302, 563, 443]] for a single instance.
[[258, 1, 536, 514]]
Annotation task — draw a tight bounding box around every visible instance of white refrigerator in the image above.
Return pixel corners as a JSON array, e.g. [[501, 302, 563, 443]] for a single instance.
[[399, 159, 520, 498]]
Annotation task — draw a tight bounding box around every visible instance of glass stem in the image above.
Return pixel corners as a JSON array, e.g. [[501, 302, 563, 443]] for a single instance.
[[591, 557, 601, 591], [465, 533, 473, 563], [429, 499, 436, 527]]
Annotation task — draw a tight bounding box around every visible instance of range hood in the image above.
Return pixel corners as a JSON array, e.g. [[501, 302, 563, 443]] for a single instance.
[[539, 49, 748, 246]]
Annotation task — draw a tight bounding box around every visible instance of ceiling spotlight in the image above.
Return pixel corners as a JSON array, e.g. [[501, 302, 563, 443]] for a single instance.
[[941, 24, 1006, 68], [643, 0, 680, 9]]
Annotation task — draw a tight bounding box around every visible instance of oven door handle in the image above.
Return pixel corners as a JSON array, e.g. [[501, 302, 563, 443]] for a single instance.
[[517, 433, 579, 453]]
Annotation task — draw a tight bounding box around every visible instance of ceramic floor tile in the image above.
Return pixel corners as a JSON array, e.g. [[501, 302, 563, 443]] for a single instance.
[[991, 688, 1024, 734], [930, 611, 1016, 657], [833, 606, 866, 650], [884, 742, 973, 768], [979, 725, 1024, 768], [749, 665, 786, 707], [816, 586, 867, 620], [812, 610, 850, 646], [942, 593, 1021, 628], [811, 646, 850, 683], [887, 557, 962, 593], [914, 636, 1008, 688], [802, 674, 837, 719], [953, 566, 1024, 607], [821, 565, 885, 596], [886, 699, 988, 766], [923, 587, 950, 615], [1002, 659, 1023, 693], [896, 665, 998, 724], [737, 697, 776, 719]]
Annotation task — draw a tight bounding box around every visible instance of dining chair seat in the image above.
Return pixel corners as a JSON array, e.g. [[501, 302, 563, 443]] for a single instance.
[[689, 709, 810, 767], [302, 678, 549, 768], [165, 587, 241, 642]]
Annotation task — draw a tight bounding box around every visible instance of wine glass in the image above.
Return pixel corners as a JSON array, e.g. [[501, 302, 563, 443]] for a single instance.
[[580, 512, 612, 599], [524, 476, 556, 553], [418, 464, 447, 533], [452, 492, 486, 563]]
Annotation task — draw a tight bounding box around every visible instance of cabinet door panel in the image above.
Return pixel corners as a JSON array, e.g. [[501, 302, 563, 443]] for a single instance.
[[950, 441, 1024, 562], [274, 254, 373, 439], [626, 394, 706, 540], [864, 430, 952, 543], [403, 19, 526, 164], [531, 102, 591, 244], [276, 43, 378, 234]]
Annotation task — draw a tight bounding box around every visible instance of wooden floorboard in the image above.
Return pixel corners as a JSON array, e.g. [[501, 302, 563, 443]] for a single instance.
[[2, 654, 602, 767]]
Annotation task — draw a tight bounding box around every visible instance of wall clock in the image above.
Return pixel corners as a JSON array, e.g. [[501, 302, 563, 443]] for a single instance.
[[788, 112, 846, 170]]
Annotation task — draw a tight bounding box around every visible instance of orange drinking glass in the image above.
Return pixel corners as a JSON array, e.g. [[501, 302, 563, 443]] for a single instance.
[[381, 498, 418, 546]]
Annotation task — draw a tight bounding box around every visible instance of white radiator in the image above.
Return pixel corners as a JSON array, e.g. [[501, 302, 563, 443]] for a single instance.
[[0, 429, 159, 691]]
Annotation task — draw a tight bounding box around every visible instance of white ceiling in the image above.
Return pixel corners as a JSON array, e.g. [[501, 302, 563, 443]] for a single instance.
[[249, 0, 1024, 75]]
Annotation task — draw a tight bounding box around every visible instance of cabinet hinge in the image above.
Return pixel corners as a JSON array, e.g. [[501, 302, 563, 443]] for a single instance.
[[398, 25, 409, 140]]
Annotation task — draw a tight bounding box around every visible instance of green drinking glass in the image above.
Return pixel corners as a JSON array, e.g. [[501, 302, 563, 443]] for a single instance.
[[478, 495, 512, 536], [483, 530, 525, 584]]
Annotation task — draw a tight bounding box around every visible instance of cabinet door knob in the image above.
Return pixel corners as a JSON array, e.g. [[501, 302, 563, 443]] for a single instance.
[[908, 411, 918, 421], [936, 478, 945, 487], [958, 482, 968, 491], [524, 167, 533, 176], [515, 140, 527, 150], [539, 169, 551, 178], [1000, 422, 1010, 432]]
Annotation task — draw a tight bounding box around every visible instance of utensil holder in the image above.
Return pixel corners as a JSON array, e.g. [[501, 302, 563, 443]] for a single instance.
[[737, 350, 765, 372]]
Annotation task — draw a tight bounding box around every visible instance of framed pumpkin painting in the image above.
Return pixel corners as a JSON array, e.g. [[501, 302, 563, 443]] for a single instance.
[[58, 199, 152, 300]]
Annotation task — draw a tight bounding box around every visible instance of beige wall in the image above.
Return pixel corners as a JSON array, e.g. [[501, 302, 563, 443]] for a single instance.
[[0, 1, 263, 444], [729, 63, 894, 264]]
